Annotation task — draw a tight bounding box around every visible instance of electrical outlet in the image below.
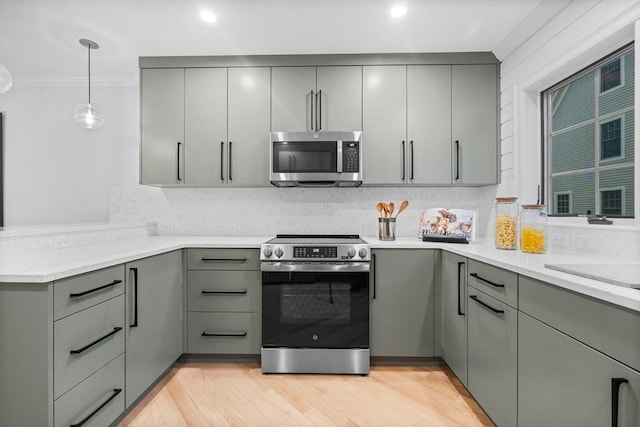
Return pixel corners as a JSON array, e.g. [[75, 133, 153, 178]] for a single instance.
[[232, 222, 246, 231], [575, 236, 598, 252], [549, 232, 570, 249], [53, 235, 72, 249], [158, 223, 174, 233]]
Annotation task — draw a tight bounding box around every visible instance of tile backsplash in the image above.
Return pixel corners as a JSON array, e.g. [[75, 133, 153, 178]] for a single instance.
[[109, 185, 498, 239]]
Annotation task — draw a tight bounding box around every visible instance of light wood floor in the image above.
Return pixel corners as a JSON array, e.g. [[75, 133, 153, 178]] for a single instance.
[[118, 362, 494, 427]]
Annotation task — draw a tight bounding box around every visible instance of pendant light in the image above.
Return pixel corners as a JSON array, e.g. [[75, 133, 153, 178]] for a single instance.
[[73, 38, 104, 129], [0, 64, 12, 94]]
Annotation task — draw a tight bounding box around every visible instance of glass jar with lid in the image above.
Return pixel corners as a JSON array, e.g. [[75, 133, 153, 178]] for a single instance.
[[520, 204, 547, 254], [494, 197, 518, 250]]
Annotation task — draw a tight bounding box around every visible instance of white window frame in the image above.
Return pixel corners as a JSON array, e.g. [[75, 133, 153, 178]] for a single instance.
[[598, 114, 626, 163], [598, 55, 625, 96], [600, 186, 626, 216], [553, 191, 573, 215]]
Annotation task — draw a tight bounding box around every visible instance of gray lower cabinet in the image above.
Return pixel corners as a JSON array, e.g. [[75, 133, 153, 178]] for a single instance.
[[440, 251, 467, 385], [186, 248, 261, 355], [125, 251, 183, 408], [467, 286, 517, 427], [370, 249, 435, 357], [518, 312, 640, 427]]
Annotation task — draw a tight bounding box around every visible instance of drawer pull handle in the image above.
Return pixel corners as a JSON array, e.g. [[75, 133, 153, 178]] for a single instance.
[[612, 377, 629, 427], [69, 280, 122, 299], [201, 331, 248, 337], [201, 258, 248, 263], [201, 290, 248, 295], [469, 273, 505, 288], [469, 295, 504, 314], [69, 388, 122, 427], [457, 262, 465, 316], [70, 327, 123, 355]]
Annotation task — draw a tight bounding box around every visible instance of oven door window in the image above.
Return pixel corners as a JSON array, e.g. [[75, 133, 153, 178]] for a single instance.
[[262, 270, 369, 349], [272, 141, 337, 173]]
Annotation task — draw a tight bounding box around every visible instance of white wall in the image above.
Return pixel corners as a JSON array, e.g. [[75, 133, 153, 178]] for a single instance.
[[0, 84, 138, 225]]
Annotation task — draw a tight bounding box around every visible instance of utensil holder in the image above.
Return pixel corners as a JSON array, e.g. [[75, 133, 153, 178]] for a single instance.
[[378, 218, 396, 241]]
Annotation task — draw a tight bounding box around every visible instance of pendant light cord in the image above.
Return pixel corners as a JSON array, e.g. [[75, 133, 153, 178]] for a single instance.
[[87, 43, 91, 104]]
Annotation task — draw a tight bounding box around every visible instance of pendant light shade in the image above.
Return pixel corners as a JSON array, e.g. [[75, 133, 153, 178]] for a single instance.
[[74, 39, 104, 129], [0, 64, 12, 94]]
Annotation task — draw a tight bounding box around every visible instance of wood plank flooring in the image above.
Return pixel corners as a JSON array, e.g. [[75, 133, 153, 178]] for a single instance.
[[118, 363, 494, 426]]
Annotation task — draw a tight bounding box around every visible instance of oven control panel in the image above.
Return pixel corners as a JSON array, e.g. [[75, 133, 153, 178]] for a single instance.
[[261, 244, 369, 261]]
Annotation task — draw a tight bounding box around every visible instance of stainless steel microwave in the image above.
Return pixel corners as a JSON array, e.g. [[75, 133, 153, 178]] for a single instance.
[[269, 131, 362, 187]]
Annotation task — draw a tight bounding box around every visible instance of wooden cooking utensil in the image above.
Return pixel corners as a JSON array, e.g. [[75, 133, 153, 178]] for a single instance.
[[386, 202, 395, 217], [376, 202, 384, 217], [394, 200, 409, 218]]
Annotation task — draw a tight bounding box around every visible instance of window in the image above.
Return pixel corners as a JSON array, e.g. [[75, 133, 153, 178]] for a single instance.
[[601, 188, 624, 215], [600, 58, 621, 92], [554, 192, 572, 214], [600, 118, 622, 159], [544, 43, 634, 218]]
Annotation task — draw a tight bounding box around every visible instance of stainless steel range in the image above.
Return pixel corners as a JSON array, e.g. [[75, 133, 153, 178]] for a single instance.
[[260, 234, 370, 375]]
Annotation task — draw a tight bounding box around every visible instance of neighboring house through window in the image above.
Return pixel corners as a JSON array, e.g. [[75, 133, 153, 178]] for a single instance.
[[544, 43, 635, 218]]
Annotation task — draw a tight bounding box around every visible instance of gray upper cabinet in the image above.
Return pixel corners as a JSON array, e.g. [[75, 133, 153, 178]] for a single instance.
[[363, 65, 407, 184], [227, 67, 271, 186], [452, 64, 498, 185], [141, 67, 270, 187], [271, 66, 362, 132], [125, 251, 182, 408], [184, 68, 227, 186], [407, 65, 453, 184], [441, 251, 467, 385], [140, 68, 185, 185], [370, 249, 435, 357]]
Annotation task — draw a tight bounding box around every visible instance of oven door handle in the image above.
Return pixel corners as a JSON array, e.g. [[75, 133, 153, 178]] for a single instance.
[[261, 262, 370, 273]]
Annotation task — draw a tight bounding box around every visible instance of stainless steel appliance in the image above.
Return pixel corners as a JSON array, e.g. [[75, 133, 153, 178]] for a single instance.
[[260, 234, 370, 374], [269, 131, 362, 187]]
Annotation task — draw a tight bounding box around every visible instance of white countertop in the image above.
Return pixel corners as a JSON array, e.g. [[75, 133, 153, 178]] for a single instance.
[[1, 234, 639, 313]]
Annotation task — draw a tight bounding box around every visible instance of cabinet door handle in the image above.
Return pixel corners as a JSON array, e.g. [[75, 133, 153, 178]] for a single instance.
[[69, 280, 122, 299], [410, 140, 414, 181], [372, 253, 377, 299], [201, 289, 247, 295], [457, 262, 465, 316], [401, 140, 406, 181], [70, 327, 123, 355], [469, 272, 505, 288], [220, 141, 225, 182], [469, 294, 504, 314], [611, 377, 629, 427], [201, 331, 247, 337], [129, 267, 139, 328], [310, 90, 314, 131], [455, 140, 460, 181], [176, 142, 182, 182], [69, 388, 122, 427], [228, 141, 233, 182], [317, 89, 322, 131], [201, 257, 248, 263]]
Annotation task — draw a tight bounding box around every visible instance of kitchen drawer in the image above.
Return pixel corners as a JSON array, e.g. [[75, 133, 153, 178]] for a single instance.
[[54, 294, 125, 398], [54, 264, 125, 320], [54, 353, 125, 427], [187, 312, 261, 354], [187, 248, 260, 271], [467, 259, 517, 308], [467, 289, 518, 427], [188, 270, 261, 312], [519, 275, 640, 372]]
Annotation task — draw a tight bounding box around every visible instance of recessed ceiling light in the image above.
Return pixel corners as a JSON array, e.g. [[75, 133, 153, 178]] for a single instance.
[[200, 10, 217, 23], [390, 4, 407, 18]]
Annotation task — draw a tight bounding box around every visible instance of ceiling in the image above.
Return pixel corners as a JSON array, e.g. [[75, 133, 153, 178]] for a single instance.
[[0, 0, 555, 83]]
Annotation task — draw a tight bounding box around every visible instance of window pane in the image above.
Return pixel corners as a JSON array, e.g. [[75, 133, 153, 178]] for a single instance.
[[600, 119, 621, 159], [555, 193, 571, 214], [551, 71, 595, 131], [550, 172, 595, 215], [601, 189, 622, 215], [600, 58, 621, 92], [600, 52, 633, 115], [551, 124, 595, 174], [600, 167, 635, 216]]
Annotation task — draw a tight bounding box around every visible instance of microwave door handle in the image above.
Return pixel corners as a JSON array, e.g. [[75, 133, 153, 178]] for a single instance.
[[337, 141, 343, 173]]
